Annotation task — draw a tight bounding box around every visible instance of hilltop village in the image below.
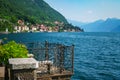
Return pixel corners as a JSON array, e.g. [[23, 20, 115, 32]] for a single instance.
[[13, 20, 83, 33]]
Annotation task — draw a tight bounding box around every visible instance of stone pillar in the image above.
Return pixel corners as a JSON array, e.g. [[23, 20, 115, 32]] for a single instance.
[[9, 58, 38, 80], [0, 67, 5, 80]]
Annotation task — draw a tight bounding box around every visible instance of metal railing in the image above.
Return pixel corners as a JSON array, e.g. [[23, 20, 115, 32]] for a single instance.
[[24, 41, 74, 75]]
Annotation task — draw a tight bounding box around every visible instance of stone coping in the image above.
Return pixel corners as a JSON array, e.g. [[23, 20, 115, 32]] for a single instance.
[[9, 58, 38, 70]]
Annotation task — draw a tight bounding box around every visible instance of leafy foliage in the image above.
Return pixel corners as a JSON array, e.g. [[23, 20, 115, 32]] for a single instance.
[[0, 19, 13, 32], [0, 0, 68, 31], [0, 41, 28, 65]]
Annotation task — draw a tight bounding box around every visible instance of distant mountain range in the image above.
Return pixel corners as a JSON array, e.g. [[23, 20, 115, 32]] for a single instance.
[[69, 18, 120, 32]]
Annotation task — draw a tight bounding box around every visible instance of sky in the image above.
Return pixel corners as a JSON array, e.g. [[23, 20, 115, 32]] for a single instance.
[[44, 0, 120, 22]]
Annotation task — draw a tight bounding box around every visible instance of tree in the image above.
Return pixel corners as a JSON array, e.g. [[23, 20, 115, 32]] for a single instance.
[[0, 41, 28, 66]]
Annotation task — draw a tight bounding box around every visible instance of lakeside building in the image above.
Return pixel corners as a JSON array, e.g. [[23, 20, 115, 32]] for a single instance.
[[13, 20, 82, 33]]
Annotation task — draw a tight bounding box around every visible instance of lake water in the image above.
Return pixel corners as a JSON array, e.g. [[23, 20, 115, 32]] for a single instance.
[[0, 32, 120, 80]]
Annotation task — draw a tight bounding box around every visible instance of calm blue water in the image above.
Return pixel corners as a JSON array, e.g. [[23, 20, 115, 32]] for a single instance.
[[0, 32, 120, 80]]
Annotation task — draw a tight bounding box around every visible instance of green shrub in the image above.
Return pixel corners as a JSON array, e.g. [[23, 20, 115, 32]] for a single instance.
[[0, 41, 28, 65]]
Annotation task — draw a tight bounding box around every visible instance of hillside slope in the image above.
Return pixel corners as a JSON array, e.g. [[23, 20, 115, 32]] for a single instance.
[[0, 0, 67, 24]]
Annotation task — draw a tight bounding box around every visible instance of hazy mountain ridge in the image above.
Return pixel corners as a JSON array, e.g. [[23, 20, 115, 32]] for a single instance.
[[69, 18, 120, 32], [111, 25, 120, 32]]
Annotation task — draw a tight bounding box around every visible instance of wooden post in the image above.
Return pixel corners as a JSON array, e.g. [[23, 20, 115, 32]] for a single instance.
[[72, 45, 74, 73], [45, 41, 50, 74], [60, 45, 64, 73], [45, 41, 49, 60]]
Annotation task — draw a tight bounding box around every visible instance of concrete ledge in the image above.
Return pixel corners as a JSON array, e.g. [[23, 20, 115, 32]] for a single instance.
[[9, 58, 38, 70]]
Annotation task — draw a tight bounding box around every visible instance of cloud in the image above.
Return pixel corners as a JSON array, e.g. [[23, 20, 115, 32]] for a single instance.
[[60, 8, 64, 11], [87, 10, 93, 14]]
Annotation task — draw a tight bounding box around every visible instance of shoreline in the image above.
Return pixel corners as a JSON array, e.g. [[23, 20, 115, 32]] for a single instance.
[[0, 32, 10, 34]]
